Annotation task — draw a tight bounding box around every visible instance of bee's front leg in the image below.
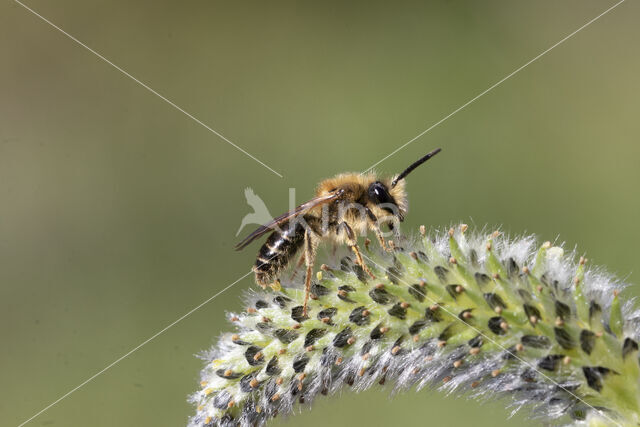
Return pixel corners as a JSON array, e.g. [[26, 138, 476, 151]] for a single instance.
[[338, 222, 376, 280]]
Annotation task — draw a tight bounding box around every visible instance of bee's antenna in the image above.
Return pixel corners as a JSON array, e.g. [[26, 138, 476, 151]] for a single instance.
[[391, 148, 442, 188]]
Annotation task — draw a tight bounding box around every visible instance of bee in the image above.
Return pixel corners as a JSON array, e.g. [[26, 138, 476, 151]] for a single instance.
[[235, 148, 441, 315]]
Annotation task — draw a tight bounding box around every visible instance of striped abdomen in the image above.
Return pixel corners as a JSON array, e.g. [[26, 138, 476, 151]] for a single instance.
[[253, 220, 305, 285]]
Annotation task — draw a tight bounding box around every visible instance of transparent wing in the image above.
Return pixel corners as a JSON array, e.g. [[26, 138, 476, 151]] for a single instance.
[[234, 189, 343, 250]]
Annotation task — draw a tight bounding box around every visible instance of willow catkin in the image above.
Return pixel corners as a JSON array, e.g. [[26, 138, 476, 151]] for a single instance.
[[189, 226, 640, 427]]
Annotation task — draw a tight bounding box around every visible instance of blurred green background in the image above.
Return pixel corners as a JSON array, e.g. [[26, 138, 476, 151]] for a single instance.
[[1, 0, 639, 426]]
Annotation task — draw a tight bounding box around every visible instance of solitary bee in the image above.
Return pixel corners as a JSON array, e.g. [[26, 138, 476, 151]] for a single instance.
[[236, 148, 441, 314]]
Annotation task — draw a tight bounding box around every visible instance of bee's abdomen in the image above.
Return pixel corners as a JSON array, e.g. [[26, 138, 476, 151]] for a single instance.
[[254, 221, 305, 285]]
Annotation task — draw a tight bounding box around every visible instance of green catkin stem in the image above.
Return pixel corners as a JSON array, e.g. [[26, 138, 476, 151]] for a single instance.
[[189, 226, 640, 427]]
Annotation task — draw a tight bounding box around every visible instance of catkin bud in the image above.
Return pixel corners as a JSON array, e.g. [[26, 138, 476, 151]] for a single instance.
[[189, 227, 640, 427]]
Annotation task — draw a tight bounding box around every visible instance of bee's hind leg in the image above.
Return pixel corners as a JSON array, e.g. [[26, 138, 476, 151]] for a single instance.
[[338, 222, 376, 280], [302, 229, 317, 317]]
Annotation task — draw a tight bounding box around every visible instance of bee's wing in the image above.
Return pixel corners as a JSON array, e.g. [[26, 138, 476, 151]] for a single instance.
[[234, 189, 343, 251]]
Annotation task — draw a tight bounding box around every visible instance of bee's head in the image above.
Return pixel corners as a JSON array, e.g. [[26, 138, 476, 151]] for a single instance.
[[368, 180, 407, 221], [368, 148, 442, 222]]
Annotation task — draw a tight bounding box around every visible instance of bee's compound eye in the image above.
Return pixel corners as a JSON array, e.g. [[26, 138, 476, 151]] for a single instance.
[[368, 181, 393, 205]]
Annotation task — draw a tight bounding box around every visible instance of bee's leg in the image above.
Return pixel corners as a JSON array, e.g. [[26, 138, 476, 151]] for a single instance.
[[302, 229, 317, 317], [252, 265, 269, 289], [338, 222, 376, 280], [387, 220, 402, 246], [289, 253, 306, 281], [365, 207, 389, 251]]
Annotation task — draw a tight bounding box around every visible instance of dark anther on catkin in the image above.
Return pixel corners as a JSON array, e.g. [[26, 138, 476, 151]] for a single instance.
[[304, 329, 327, 347], [623, 338, 639, 359], [388, 302, 407, 319], [292, 355, 310, 373], [245, 346, 265, 366], [554, 327, 575, 350], [349, 306, 371, 326], [580, 330, 596, 355], [231, 336, 251, 346], [484, 293, 507, 310], [255, 322, 272, 333], [520, 368, 537, 382], [571, 407, 587, 421], [213, 391, 232, 410], [216, 369, 242, 380], [319, 347, 335, 368], [265, 356, 280, 375], [240, 373, 259, 392], [272, 295, 292, 309], [386, 266, 403, 285], [344, 373, 355, 386], [475, 272, 491, 287], [446, 284, 461, 299], [391, 336, 406, 356], [555, 300, 571, 319], [369, 287, 395, 305], [468, 335, 483, 348], [506, 258, 519, 278], [434, 266, 449, 283], [540, 273, 550, 286], [291, 306, 309, 323], [370, 323, 384, 340], [333, 328, 354, 348], [408, 284, 426, 302], [488, 317, 507, 335], [219, 413, 234, 424], [538, 354, 564, 371], [517, 289, 532, 303], [341, 256, 358, 270], [340, 256, 354, 272], [409, 320, 428, 335], [360, 340, 373, 356], [458, 309, 473, 322], [523, 304, 542, 324], [425, 307, 442, 323], [263, 380, 278, 402], [582, 366, 615, 392], [310, 283, 330, 297], [438, 325, 456, 341], [469, 249, 479, 267], [255, 300, 269, 309], [502, 345, 518, 360], [521, 335, 551, 349], [589, 301, 602, 323], [317, 308, 338, 322], [274, 328, 299, 344]]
